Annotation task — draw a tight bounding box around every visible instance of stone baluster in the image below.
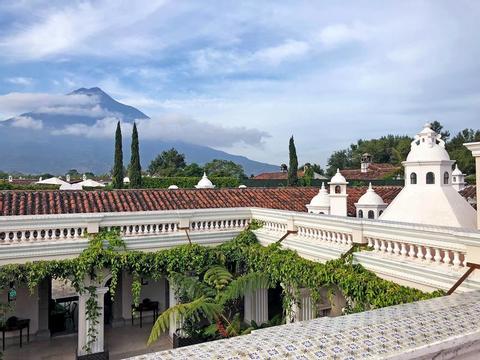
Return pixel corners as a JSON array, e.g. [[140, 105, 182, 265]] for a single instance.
[[400, 243, 407, 257], [434, 248, 442, 264], [374, 238, 380, 251], [386, 241, 393, 254], [425, 247, 433, 262], [443, 250, 452, 266], [380, 239, 386, 252], [452, 251, 461, 268], [408, 244, 416, 259], [416, 246, 424, 261]]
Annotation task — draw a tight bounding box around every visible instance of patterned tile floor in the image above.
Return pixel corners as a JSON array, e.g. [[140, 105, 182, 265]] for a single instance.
[[127, 291, 480, 359]]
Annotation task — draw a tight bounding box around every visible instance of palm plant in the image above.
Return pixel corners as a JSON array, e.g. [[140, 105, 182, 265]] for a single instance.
[[147, 265, 272, 345]]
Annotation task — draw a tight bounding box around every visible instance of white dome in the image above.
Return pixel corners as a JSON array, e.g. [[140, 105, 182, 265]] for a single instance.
[[329, 169, 347, 184], [238, 185, 247, 188], [123, 176, 130, 183], [168, 185, 179, 189], [452, 164, 463, 176], [309, 183, 330, 207], [406, 123, 451, 162], [195, 172, 215, 189], [357, 183, 385, 206]]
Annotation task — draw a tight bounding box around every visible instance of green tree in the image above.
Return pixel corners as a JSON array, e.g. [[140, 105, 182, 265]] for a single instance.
[[327, 150, 352, 176], [182, 163, 204, 177], [288, 136, 298, 186], [112, 121, 124, 189], [148, 265, 271, 345], [128, 123, 142, 188], [447, 128, 480, 175], [430, 121, 450, 142], [67, 169, 80, 177], [148, 148, 186, 176], [204, 159, 246, 179]]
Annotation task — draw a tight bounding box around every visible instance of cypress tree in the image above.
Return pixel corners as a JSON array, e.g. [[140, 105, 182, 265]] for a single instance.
[[112, 121, 124, 189], [288, 136, 298, 186], [129, 122, 142, 188]]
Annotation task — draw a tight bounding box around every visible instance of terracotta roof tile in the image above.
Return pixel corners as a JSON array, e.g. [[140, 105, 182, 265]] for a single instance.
[[0, 185, 474, 217]]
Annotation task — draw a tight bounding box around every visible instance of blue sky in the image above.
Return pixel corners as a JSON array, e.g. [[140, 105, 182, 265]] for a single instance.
[[1, 1, 479, 166]]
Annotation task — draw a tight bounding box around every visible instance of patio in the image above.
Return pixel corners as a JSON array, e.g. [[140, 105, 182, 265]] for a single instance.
[[3, 324, 171, 360]]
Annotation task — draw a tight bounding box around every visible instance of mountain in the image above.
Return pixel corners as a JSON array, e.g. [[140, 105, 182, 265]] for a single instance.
[[0, 87, 277, 175]]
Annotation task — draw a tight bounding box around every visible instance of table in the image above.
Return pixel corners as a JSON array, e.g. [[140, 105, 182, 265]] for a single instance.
[[131, 301, 159, 328], [1, 318, 30, 350]]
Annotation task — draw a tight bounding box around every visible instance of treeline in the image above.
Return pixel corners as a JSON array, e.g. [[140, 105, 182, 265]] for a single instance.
[[326, 121, 480, 176]]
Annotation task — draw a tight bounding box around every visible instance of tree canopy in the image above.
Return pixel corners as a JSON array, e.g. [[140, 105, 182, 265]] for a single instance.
[[148, 148, 187, 176], [288, 136, 298, 186], [204, 159, 246, 179]]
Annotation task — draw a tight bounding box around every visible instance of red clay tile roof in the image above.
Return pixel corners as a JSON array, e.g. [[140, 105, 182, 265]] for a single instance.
[[341, 163, 400, 181], [0, 187, 403, 217], [460, 185, 477, 210], [253, 171, 305, 180]]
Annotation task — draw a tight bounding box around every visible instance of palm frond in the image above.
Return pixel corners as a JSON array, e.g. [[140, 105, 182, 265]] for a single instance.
[[169, 272, 214, 300], [219, 272, 271, 305], [147, 296, 222, 345], [204, 265, 233, 291]]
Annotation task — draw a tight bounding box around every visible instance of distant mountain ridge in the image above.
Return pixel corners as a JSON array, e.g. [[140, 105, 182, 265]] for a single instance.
[[0, 87, 277, 175]]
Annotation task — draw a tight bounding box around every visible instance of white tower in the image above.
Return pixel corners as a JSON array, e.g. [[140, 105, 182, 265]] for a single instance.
[[354, 183, 387, 219], [328, 169, 348, 216], [380, 123, 476, 228], [451, 164, 466, 191], [306, 183, 330, 214]]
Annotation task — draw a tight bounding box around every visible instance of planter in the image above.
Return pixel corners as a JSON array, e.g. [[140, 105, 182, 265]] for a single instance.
[[172, 333, 205, 348]]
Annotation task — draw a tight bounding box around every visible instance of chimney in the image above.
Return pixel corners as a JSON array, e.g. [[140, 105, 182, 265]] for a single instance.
[[361, 153, 372, 173], [464, 142, 480, 229]]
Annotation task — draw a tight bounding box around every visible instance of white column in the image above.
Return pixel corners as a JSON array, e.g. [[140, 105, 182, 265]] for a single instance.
[[291, 289, 315, 322], [168, 282, 184, 339], [464, 142, 480, 230], [244, 288, 268, 325], [77, 286, 108, 357]]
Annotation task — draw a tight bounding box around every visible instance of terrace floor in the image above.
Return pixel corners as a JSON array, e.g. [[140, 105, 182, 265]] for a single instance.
[[3, 324, 171, 360]]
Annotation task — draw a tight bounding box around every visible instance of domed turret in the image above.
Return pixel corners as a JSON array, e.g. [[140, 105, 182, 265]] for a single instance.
[[328, 169, 348, 216], [195, 172, 215, 189], [379, 123, 476, 228], [451, 164, 466, 191], [355, 183, 387, 219], [306, 183, 330, 214]]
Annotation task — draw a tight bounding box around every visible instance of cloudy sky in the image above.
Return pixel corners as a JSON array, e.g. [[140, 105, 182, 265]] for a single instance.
[[0, 0, 479, 166]]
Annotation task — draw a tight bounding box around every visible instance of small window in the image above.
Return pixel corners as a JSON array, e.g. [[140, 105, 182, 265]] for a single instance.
[[368, 210, 375, 219], [379, 210, 383, 216], [453, 176, 457, 182], [358, 210, 363, 218], [426, 172, 435, 184], [335, 185, 341, 194], [410, 172, 417, 185], [443, 172, 449, 184]]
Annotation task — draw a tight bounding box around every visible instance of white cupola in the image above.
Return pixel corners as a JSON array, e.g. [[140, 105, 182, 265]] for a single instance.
[[168, 185, 179, 190], [355, 183, 387, 219], [306, 182, 330, 214], [328, 169, 348, 216], [8, 175, 13, 183], [66, 174, 71, 182], [379, 123, 476, 228], [82, 174, 87, 181], [451, 165, 466, 191], [195, 172, 215, 189]]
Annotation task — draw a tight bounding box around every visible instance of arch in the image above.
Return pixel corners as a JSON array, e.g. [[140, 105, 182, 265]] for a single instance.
[[453, 176, 457, 182], [443, 171, 449, 184], [410, 172, 417, 185], [426, 172, 435, 184], [379, 210, 384, 216], [368, 210, 375, 219], [358, 210, 363, 218], [335, 185, 341, 194]]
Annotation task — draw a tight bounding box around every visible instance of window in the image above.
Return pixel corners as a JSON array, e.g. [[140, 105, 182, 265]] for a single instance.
[[379, 210, 384, 216], [453, 176, 457, 182], [443, 172, 449, 184], [358, 210, 363, 218], [368, 210, 375, 219], [335, 185, 341, 194], [426, 172, 435, 184], [410, 172, 417, 185]]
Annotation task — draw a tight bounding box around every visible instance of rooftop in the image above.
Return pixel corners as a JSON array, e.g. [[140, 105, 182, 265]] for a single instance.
[[129, 290, 480, 360]]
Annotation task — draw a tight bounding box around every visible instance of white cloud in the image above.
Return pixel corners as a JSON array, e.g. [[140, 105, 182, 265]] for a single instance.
[[254, 40, 310, 66], [51, 114, 269, 147], [317, 23, 371, 48], [0, 92, 96, 118], [5, 77, 34, 86], [10, 116, 43, 129]]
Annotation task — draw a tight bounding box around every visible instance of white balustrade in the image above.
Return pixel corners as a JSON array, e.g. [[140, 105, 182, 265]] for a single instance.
[[369, 237, 466, 269]]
